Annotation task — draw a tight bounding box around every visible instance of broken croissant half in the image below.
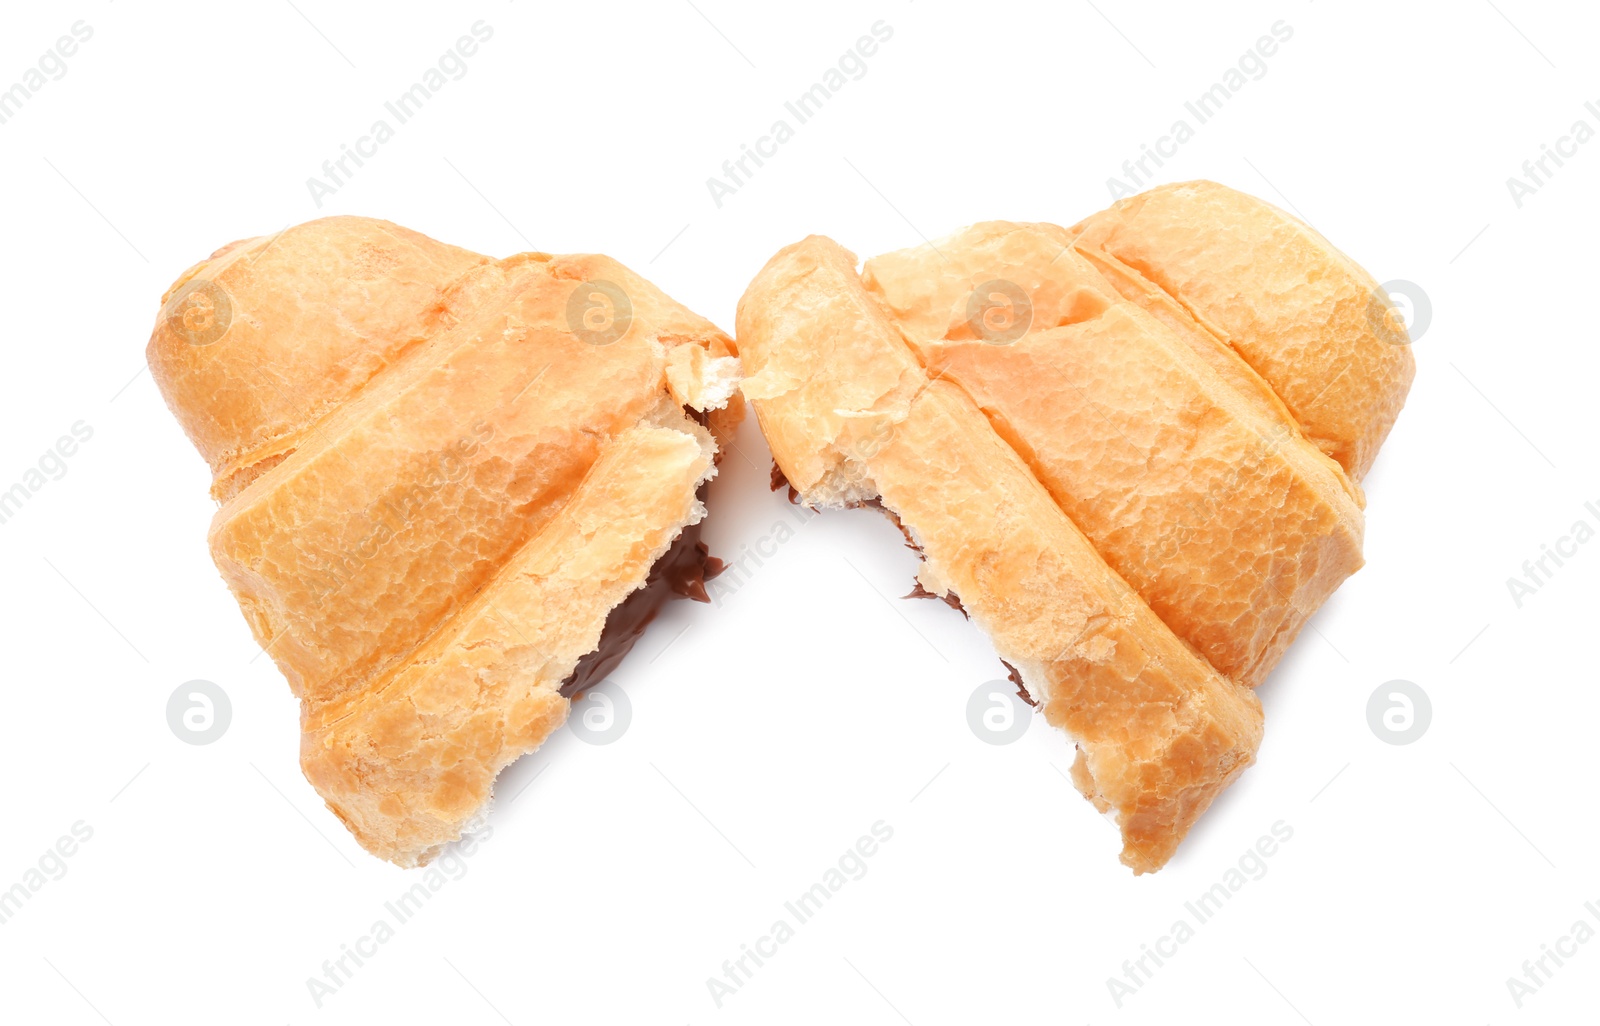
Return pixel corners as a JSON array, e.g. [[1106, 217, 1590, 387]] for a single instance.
[[148, 216, 741, 866], [737, 180, 1415, 872]]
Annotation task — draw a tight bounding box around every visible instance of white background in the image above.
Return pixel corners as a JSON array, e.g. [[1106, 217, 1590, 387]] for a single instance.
[[0, 1, 1595, 1022]]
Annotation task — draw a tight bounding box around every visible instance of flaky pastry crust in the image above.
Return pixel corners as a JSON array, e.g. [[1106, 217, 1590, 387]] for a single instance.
[[148, 217, 739, 866], [737, 183, 1411, 871]]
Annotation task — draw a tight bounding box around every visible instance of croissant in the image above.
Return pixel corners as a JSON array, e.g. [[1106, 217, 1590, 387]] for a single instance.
[[736, 181, 1413, 872], [147, 216, 741, 866]]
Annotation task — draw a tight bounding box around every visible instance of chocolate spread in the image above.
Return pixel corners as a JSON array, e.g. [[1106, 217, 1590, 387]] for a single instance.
[[558, 487, 724, 699], [769, 460, 800, 504], [1001, 659, 1038, 708], [853, 499, 969, 618]]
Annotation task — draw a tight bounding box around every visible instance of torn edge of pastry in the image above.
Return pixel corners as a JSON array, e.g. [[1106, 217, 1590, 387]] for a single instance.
[[538, 251, 745, 447], [857, 220, 1366, 690], [302, 399, 717, 867], [195, 240, 743, 705], [736, 236, 924, 509], [736, 234, 1263, 873]]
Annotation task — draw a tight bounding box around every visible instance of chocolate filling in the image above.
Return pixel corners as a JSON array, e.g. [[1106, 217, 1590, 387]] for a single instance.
[[1000, 659, 1039, 708], [769, 459, 800, 504], [772, 459, 1038, 708], [905, 579, 966, 614], [557, 487, 724, 700], [877, 500, 1037, 705], [850, 499, 970, 618]]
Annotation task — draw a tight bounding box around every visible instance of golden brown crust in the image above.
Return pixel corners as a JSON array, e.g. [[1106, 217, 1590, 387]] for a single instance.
[[917, 315, 1364, 690], [736, 236, 924, 506], [861, 221, 1366, 688], [302, 414, 714, 865], [208, 262, 677, 709], [737, 235, 1265, 872], [149, 218, 740, 866], [146, 217, 489, 500], [860, 220, 1101, 343], [739, 197, 1411, 869], [1072, 243, 1322, 454], [1071, 180, 1416, 480], [876, 383, 1263, 872]]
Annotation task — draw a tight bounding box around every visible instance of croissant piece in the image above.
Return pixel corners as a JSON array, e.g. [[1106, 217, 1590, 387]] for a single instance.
[[148, 216, 741, 866]]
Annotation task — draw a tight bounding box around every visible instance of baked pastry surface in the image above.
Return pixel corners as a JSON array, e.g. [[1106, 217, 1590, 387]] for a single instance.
[[149, 217, 741, 866], [1072, 180, 1414, 479], [737, 182, 1413, 872]]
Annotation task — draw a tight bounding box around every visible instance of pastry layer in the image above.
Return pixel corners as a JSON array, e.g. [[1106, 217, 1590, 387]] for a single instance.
[[1071, 180, 1415, 480], [875, 382, 1264, 872], [209, 260, 671, 709], [302, 412, 715, 866], [737, 238, 925, 507], [149, 217, 743, 866], [861, 220, 1106, 344], [863, 221, 1365, 688], [919, 313, 1363, 689], [737, 235, 1264, 872], [146, 217, 488, 500]]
